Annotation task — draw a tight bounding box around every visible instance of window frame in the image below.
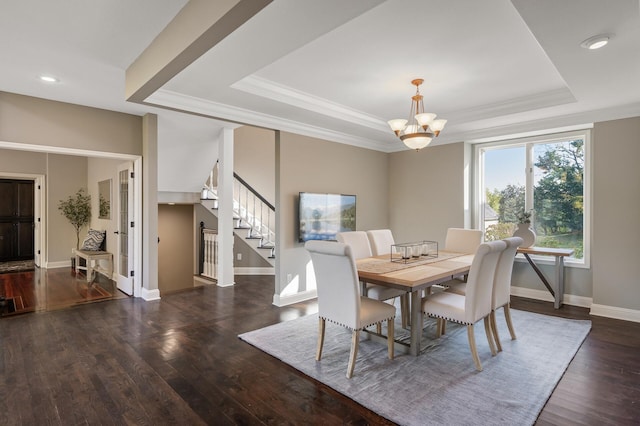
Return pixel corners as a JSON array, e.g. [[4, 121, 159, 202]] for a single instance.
[[473, 129, 592, 268]]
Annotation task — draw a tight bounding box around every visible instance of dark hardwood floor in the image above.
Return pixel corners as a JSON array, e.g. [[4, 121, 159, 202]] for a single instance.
[[0, 266, 126, 316], [0, 270, 638, 425]]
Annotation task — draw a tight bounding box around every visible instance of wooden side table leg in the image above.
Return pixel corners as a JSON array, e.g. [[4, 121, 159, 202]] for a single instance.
[[555, 256, 565, 309]]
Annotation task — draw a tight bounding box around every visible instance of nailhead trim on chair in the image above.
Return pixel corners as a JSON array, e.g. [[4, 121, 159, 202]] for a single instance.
[[425, 314, 473, 326], [321, 315, 396, 331]]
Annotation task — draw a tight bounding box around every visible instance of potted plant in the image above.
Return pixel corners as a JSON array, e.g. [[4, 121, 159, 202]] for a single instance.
[[516, 210, 532, 225], [58, 188, 92, 256], [513, 209, 536, 247]]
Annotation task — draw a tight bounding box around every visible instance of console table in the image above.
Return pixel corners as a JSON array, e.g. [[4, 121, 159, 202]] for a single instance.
[[517, 246, 574, 309], [75, 250, 113, 284]]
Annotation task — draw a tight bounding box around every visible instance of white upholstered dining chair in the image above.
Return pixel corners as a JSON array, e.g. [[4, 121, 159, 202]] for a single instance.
[[305, 240, 395, 378], [366, 229, 395, 256], [422, 240, 507, 371], [444, 228, 483, 253], [337, 231, 409, 328], [445, 237, 522, 352], [441, 227, 484, 285], [489, 236, 522, 351]]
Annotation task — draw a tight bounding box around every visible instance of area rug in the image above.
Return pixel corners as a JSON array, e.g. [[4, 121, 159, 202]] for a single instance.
[[239, 309, 591, 426], [0, 260, 35, 274]]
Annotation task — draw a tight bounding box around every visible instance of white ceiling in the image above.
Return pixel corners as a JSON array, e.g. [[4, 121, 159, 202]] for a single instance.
[[2, 0, 640, 158]]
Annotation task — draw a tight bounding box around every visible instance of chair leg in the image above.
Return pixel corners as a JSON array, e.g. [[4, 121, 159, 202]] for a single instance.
[[504, 304, 517, 340], [435, 318, 444, 338], [484, 316, 497, 356], [376, 323, 382, 334], [441, 320, 446, 335], [490, 311, 502, 352], [387, 318, 394, 360], [316, 318, 325, 361], [467, 324, 483, 371], [347, 330, 360, 378]]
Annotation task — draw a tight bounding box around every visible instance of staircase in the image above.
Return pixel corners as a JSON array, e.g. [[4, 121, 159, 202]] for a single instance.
[[200, 165, 275, 267]]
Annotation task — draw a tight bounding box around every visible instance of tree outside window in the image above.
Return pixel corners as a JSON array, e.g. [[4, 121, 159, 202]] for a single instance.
[[481, 135, 586, 260]]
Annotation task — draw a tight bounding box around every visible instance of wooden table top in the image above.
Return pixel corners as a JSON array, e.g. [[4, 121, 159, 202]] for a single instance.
[[356, 252, 474, 291], [517, 246, 574, 257]]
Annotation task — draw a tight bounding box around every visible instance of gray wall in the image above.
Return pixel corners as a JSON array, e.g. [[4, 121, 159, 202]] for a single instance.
[[389, 143, 467, 245], [0, 92, 142, 155], [275, 131, 389, 304], [47, 154, 89, 261], [234, 125, 276, 205], [592, 117, 640, 311]]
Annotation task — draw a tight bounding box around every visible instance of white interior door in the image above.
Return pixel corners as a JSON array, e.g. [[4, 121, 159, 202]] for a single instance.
[[33, 177, 42, 267], [116, 162, 134, 295]]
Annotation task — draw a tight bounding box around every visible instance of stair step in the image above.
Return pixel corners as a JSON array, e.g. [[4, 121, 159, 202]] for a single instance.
[[234, 226, 251, 230], [246, 236, 262, 240], [257, 245, 275, 250]]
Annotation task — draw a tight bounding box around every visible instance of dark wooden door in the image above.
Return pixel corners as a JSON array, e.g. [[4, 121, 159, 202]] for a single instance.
[[0, 179, 34, 261]]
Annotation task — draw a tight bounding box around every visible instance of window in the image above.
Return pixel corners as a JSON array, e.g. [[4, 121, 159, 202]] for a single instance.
[[475, 130, 590, 265]]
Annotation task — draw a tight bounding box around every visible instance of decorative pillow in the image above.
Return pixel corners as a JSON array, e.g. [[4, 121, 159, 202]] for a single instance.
[[81, 229, 105, 251]]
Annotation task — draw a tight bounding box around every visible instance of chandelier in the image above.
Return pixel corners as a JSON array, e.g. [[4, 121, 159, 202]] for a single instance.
[[387, 79, 447, 151]]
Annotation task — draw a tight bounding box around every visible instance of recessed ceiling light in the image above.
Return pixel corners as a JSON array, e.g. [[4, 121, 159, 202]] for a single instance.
[[580, 34, 612, 50], [39, 75, 59, 83]]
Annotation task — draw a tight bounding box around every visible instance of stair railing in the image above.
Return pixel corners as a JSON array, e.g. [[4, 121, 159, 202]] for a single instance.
[[202, 163, 275, 255], [199, 222, 218, 279], [233, 173, 275, 252]]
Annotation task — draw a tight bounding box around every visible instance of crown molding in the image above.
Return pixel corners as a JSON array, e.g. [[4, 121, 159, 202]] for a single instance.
[[231, 75, 390, 132], [146, 89, 640, 154], [450, 88, 577, 124], [146, 89, 395, 152]]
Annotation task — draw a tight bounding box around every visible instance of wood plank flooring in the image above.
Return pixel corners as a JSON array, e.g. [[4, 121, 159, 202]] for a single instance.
[[0, 266, 125, 316], [0, 270, 638, 425]]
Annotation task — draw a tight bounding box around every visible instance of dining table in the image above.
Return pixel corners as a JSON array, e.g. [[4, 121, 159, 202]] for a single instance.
[[356, 251, 474, 356]]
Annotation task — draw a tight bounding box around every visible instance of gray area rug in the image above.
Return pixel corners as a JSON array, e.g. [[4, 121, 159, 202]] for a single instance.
[[239, 308, 591, 426]]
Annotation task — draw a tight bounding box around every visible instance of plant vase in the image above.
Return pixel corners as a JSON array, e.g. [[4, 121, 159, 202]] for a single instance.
[[513, 223, 536, 248]]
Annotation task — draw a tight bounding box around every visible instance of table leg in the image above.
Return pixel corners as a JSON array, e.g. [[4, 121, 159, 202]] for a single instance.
[[410, 289, 422, 356], [555, 256, 565, 309]]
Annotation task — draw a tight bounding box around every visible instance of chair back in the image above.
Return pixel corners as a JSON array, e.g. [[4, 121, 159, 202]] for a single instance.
[[463, 240, 507, 323], [444, 228, 483, 253], [305, 240, 360, 329], [336, 231, 372, 260], [493, 237, 523, 309], [366, 229, 395, 256]]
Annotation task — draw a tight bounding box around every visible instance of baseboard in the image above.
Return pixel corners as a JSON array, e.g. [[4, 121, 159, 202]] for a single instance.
[[510, 286, 592, 308], [234, 267, 275, 275], [273, 288, 317, 307], [46, 260, 71, 269], [590, 304, 640, 323], [141, 287, 161, 301]]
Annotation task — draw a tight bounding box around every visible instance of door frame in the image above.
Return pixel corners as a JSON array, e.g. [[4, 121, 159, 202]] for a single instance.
[[0, 141, 142, 297], [0, 172, 45, 266]]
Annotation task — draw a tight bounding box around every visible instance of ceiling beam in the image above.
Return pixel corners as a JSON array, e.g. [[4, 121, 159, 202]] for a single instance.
[[126, 0, 272, 103]]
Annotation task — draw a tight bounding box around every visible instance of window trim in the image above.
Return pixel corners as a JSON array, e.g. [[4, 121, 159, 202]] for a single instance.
[[473, 129, 592, 268]]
